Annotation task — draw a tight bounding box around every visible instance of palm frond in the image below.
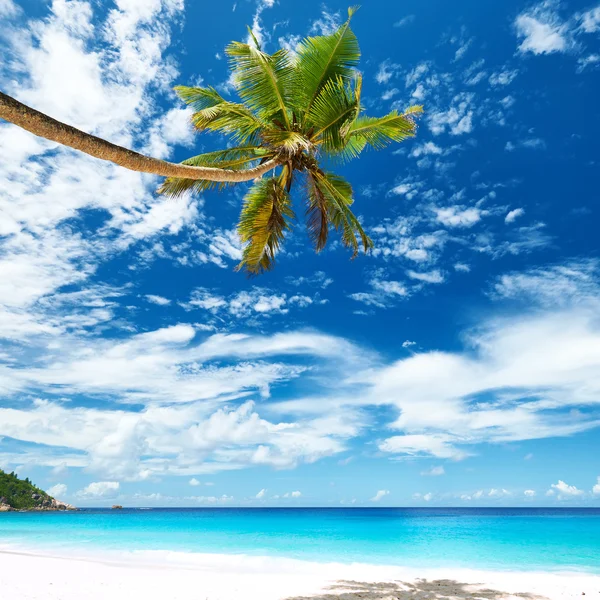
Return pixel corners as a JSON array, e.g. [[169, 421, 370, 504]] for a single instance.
[[294, 6, 360, 119], [349, 106, 423, 150], [261, 129, 312, 155], [306, 171, 329, 252], [236, 176, 295, 274], [225, 42, 294, 127], [306, 75, 359, 152], [157, 146, 274, 198], [309, 170, 372, 257], [174, 85, 267, 144]]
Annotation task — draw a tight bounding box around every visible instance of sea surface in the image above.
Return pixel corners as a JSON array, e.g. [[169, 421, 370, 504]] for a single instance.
[[1, 507, 599, 572]]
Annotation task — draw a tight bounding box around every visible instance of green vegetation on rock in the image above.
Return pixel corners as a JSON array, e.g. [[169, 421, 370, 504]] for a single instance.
[[0, 469, 53, 509]]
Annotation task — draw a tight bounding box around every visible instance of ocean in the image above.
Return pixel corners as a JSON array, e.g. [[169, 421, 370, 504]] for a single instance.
[[1, 507, 599, 572]]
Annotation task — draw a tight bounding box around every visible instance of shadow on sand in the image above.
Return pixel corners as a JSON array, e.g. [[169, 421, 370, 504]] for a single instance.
[[286, 579, 547, 600]]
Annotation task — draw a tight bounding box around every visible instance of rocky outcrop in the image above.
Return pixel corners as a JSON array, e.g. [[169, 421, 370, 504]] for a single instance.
[[111, 505, 123, 510], [0, 494, 76, 512]]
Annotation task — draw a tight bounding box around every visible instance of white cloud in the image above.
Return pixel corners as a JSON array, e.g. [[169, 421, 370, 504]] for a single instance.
[[77, 481, 120, 498], [489, 70, 519, 86], [365, 269, 600, 461], [350, 277, 409, 309], [394, 15, 415, 28], [407, 270, 444, 284], [580, 6, 600, 33], [505, 208, 525, 224], [371, 490, 390, 502], [506, 138, 546, 151], [0, 0, 19, 16], [410, 142, 444, 158], [380, 434, 468, 460], [189, 478, 201, 486], [46, 483, 67, 498], [402, 340, 416, 349], [310, 9, 341, 35], [182, 287, 323, 319], [0, 0, 223, 348], [515, 5, 568, 55], [435, 206, 483, 228], [547, 480, 584, 498], [145, 294, 171, 306], [488, 488, 511, 498], [524, 489, 536, 497], [255, 488, 267, 499], [593, 477, 600, 495], [577, 53, 600, 71], [429, 93, 474, 136], [454, 263, 471, 273], [375, 60, 400, 85], [492, 260, 599, 307], [0, 329, 368, 479], [413, 491, 434, 501], [283, 490, 301, 498], [421, 466, 445, 476]]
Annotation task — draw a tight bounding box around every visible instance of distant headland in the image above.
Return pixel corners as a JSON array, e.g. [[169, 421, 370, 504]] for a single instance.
[[0, 469, 76, 512]]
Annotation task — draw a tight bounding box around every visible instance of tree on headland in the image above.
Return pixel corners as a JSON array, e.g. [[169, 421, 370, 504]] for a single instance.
[[0, 7, 422, 274]]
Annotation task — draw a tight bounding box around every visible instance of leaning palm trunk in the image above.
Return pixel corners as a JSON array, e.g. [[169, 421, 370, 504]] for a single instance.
[[0, 91, 279, 182]]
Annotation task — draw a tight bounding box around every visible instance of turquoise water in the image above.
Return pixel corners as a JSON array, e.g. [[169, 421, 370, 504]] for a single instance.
[[1, 508, 599, 572]]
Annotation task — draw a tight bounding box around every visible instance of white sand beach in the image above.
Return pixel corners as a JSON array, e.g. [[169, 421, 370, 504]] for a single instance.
[[0, 548, 598, 600]]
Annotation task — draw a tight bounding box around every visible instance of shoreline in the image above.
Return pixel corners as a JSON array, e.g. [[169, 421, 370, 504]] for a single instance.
[[0, 545, 599, 600]]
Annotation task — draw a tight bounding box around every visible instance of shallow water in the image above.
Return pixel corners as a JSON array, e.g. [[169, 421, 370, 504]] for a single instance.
[[1, 507, 599, 572]]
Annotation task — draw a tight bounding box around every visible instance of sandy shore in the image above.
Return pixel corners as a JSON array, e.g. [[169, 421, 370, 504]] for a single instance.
[[0, 548, 598, 600]]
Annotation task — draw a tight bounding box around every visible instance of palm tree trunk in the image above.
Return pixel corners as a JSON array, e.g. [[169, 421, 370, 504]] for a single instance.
[[0, 91, 279, 182]]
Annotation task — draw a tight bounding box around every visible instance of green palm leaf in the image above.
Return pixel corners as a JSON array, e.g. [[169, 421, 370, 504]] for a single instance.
[[158, 146, 274, 198], [308, 170, 372, 257], [306, 171, 329, 252], [226, 42, 294, 127], [350, 106, 423, 148], [294, 6, 360, 120], [175, 86, 267, 144], [306, 75, 360, 152], [236, 175, 295, 274]]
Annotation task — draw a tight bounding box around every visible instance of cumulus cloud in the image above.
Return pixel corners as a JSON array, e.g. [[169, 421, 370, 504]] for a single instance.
[[593, 477, 600, 495], [547, 480, 584, 498], [189, 478, 201, 486], [283, 490, 301, 498], [0, 328, 368, 479], [505, 208, 525, 224], [46, 483, 68, 498], [371, 490, 390, 502], [515, 4, 569, 55], [524, 489, 536, 497], [77, 481, 120, 498], [413, 492, 433, 501], [429, 93, 474, 135], [256, 488, 267, 499], [435, 206, 483, 228]]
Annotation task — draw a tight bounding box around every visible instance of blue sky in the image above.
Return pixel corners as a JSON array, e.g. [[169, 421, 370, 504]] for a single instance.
[[0, 0, 599, 507]]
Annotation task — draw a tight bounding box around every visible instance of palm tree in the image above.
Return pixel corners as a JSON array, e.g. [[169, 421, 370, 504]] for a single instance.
[[0, 7, 422, 274]]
